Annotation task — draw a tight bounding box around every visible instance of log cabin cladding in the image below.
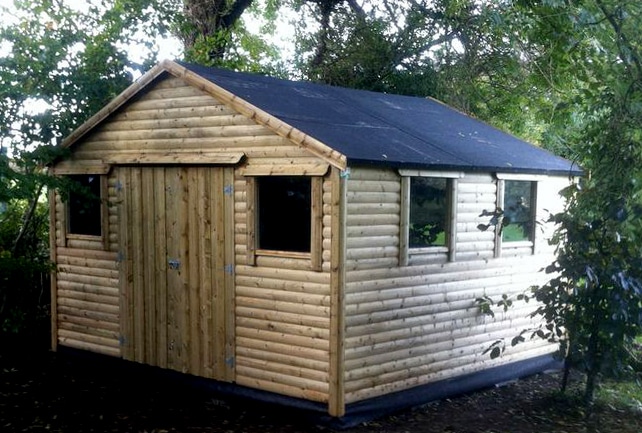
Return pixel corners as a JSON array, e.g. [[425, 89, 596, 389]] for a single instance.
[[51, 170, 120, 357], [233, 170, 333, 403], [342, 168, 569, 404], [50, 72, 338, 402]]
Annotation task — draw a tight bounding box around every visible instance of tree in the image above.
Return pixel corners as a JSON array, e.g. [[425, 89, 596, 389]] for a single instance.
[[290, 1, 544, 140], [523, 0, 642, 406], [473, 0, 642, 406], [0, 0, 172, 339], [180, 0, 255, 59], [292, 0, 449, 93], [177, 0, 286, 74]]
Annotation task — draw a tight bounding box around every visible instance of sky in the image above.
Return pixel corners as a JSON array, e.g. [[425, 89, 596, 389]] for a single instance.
[[0, 0, 297, 67], [0, 0, 297, 115]]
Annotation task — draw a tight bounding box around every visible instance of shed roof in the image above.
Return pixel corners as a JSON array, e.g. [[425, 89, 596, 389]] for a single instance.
[[178, 61, 580, 176], [62, 60, 580, 176]]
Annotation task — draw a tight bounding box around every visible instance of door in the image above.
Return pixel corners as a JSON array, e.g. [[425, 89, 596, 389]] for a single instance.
[[118, 166, 234, 381]]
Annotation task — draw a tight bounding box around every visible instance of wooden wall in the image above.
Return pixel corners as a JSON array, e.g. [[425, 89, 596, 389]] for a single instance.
[[455, 174, 496, 262], [232, 176, 333, 403], [342, 167, 569, 404], [68, 76, 324, 166], [53, 74, 334, 403], [52, 174, 121, 357]]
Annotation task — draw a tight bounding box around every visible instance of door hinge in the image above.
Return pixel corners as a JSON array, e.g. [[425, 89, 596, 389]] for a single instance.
[[223, 184, 233, 196], [225, 356, 235, 367], [116, 252, 125, 263], [224, 264, 234, 275], [115, 180, 123, 192]]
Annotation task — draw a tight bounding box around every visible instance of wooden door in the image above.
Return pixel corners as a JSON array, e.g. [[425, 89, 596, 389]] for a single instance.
[[118, 166, 234, 381]]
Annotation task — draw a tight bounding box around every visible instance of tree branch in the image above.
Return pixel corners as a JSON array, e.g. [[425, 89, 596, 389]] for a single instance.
[[345, 0, 366, 19], [11, 182, 44, 256], [309, 0, 343, 68], [222, 0, 255, 28], [594, 0, 642, 82]]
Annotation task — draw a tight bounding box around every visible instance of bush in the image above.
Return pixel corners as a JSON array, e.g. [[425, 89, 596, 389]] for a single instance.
[[0, 199, 52, 348]]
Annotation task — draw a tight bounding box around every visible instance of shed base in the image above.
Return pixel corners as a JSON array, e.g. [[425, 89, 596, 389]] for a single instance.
[[337, 354, 562, 428], [57, 347, 561, 429]]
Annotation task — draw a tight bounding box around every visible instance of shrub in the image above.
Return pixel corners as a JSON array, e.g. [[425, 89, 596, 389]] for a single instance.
[[0, 199, 52, 347]]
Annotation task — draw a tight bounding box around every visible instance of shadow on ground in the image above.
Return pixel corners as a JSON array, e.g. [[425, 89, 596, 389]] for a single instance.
[[0, 346, 640, 433]]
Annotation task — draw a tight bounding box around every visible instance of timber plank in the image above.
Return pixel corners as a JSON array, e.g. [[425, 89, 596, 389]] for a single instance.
[[142, 168, 157, 365], [131, 167, 145, 363], [154, 167, 168, 369]]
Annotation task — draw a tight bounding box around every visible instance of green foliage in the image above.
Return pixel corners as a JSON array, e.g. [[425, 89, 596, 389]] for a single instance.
[[408, 224, 445, 248], [0, 0, 171, 204], [0, 200, 52, 342], [292, 1, 443, 95], [178, 0, 287, 75], [520, 0, 642, 405], [0, 0, 172, 345], [531, 182, 642, 404], [452, 0, 642, 407], [0, 199, 49, 260]]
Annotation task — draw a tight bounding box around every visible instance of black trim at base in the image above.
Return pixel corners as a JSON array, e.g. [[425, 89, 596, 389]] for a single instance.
[[337, 353, 562, 428], [56, 347, 561, 429]]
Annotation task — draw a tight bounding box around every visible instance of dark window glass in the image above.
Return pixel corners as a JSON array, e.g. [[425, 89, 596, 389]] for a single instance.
[[68, 175, 102, 236], [409, 177, 448, 248], [503, 180, 534, 242], [257, 176, 311, 252]]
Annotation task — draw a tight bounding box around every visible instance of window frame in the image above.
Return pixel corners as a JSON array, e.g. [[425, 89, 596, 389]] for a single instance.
[[399, 170, 462, 266], [65, 174, 107, 244], [495, 173, 540, 257], [246, 175, 323, 271]]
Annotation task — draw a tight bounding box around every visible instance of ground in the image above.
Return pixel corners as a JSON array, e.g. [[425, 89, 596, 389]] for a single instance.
[[1, 347, 640, 433]]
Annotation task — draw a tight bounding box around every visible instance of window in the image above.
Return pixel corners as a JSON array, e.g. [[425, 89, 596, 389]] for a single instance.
[[257, 176, 312, 253], [399, 170, 460, 265], [409, 177, 448, 248], [502, 180, 535, 243], [67, 175, 103, 236]]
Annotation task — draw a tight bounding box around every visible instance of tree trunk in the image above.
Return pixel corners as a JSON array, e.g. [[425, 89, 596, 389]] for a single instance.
[[584, 367, 597, 408], [11, 183, 44, 256], [560, 356, 571, 394], [584, 301, 602, 410], [181, 0, 254, 63]]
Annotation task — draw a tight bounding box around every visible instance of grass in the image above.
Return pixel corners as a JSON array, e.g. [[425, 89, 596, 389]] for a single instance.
[[597, 335, 642, 412], [599, 379, 642, 412]]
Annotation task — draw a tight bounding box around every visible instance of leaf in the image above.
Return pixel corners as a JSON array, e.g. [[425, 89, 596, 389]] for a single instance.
[[490, 347, 501, 359], [511, 335, 525, 346]]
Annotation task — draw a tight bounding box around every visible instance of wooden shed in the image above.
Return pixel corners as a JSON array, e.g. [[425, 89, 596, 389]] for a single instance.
[[50, 59, 580, 421]]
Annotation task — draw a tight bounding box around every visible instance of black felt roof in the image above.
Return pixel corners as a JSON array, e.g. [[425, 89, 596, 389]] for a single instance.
[[179, 62, 580, 175]]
